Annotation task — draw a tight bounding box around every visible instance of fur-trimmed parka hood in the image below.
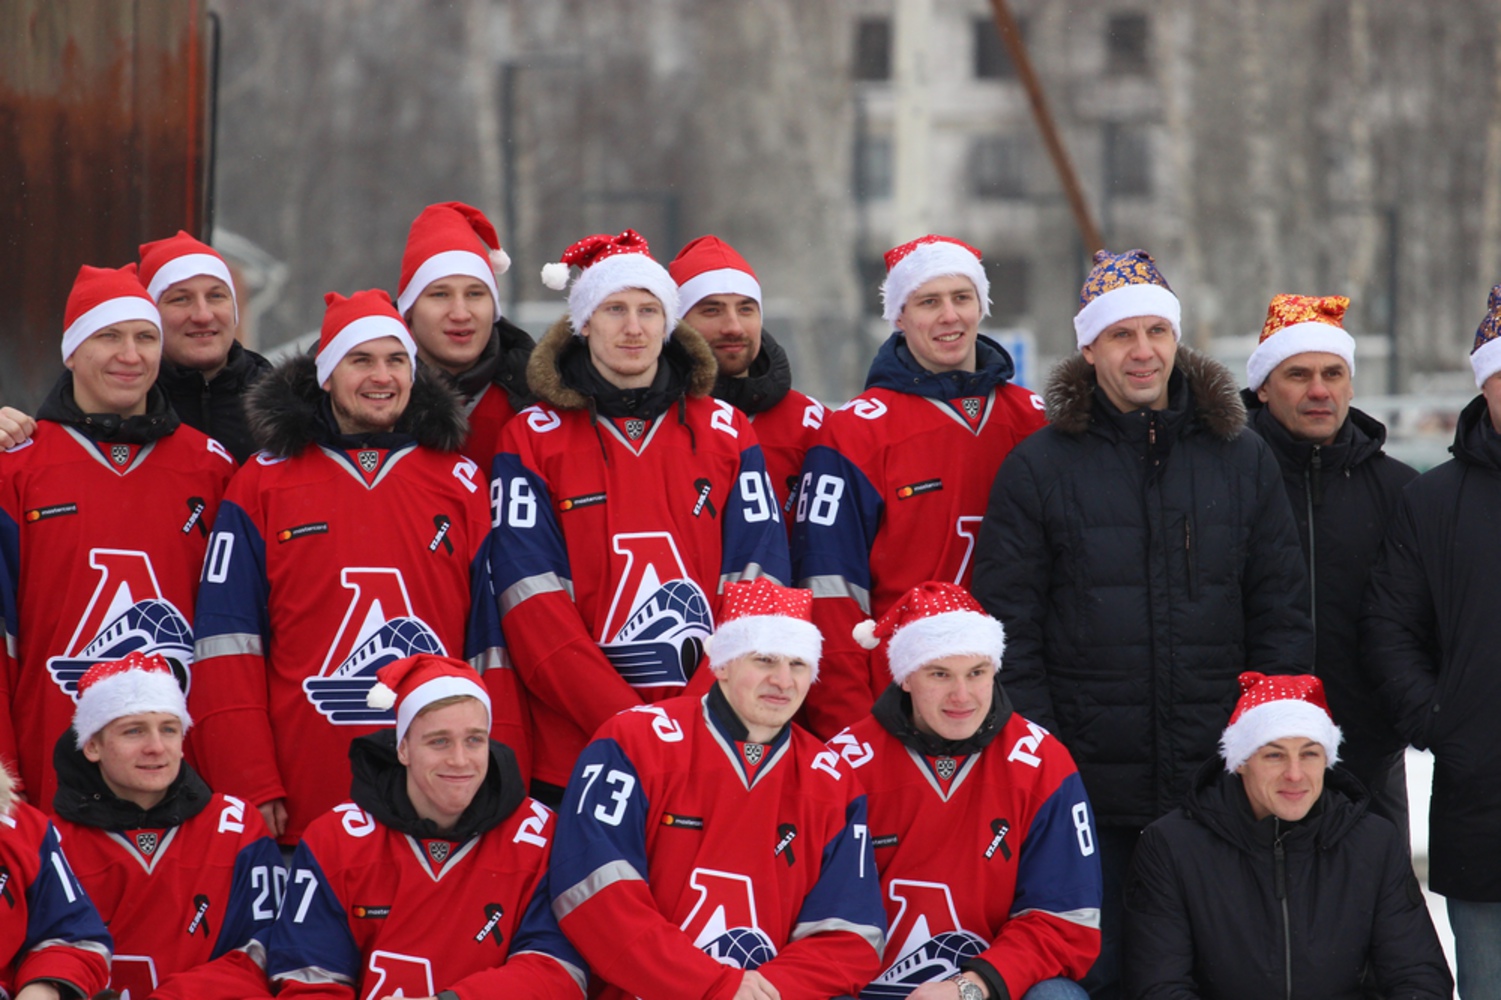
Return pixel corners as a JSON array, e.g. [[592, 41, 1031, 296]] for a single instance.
[[1044, 344, 1245, 441], [246, 352, 468, 458], [526, 316, 718, 412]]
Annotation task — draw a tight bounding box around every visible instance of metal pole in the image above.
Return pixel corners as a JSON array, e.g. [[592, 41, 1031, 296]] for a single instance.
[[987, 0, 1104, 254]]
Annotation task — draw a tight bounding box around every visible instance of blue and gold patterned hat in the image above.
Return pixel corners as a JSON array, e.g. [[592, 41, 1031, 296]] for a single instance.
[[1471, 284, 1501, 388], [1073, 248, 1181, 349]]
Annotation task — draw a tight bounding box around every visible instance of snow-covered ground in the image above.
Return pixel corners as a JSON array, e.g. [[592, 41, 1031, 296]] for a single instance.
[[1407, 747, 1456, 980]]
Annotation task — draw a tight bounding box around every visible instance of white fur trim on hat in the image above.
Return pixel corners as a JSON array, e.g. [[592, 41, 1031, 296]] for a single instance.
[[708, 615, 822, 681], [1219, 700, 1342, 773], [881, 243, 991, 324], [395, 249, 502, 317], [1073, 282, 1182, 349], [145, 252, 240, 324], [1473, 335, 1501, 389], [1246, 322, 1357, 391], [677, 268, 763, 316], [567, 253, 681, 336], [73, 669, 191, 749], [887, 610, 1005, 686], [395, 674, 492, 746], [61, 297, 163, 362], [316, 314, 418, 386]]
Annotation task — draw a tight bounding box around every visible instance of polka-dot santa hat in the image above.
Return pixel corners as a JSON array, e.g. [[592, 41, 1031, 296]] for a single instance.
[[706, 578, 822, 680], [138, 230, 239, 324], [879, 235, 990, 325], [61, 264, 162, 362], [72, 651, 190, 749], [395, 201, 511, 318], [316, 289, 418, 387], [854, 581, 1006, 686], [1246, 293, 1354, 391], [540, 229, 680, 335], [366, 654, 491, 745], [1219, 671, 1342, 772]]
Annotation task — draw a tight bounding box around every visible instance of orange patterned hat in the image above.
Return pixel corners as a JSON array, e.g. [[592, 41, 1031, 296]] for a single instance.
[[1245, 293, 1354, 390]]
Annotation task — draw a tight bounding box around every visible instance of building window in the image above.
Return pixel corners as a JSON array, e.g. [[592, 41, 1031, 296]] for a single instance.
[[1103, 123, 1152, 198], [855, 135, 893, 201], [1107, 13, 1149, 75], [985, 256, 1030, 320], [973, 16, 1020, 79], [855, 18, 891, 81], [970, 135, 1029, 200]]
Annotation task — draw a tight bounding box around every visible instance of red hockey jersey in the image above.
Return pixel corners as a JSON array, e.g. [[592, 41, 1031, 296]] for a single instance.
[[459, 381, 523, 471], [490, 324, 791, 787], [0, 420, 233, 806], [54, 791, 282, 1000], [191, 438, 523, 844], [838, 703, 1100, 998], [0, 797, 112, 998], [268, 796, 584, 999], [551, 692, 887, 1000], [793, 337, 1045, 737], [752, 389, 824, 534]]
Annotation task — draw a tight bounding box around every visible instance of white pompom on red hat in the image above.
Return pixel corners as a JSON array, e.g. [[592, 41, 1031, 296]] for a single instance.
[[540, 229, 681, 336], [61, 264, 162, 362], [854, 581, 1005, 686], [366, 654, 491, 745], [706, 578, 822, 681], [879, 235, 991, 325], [668, 234, 762, 315], [72, 651, 191, 749], [395, 201, 509, 318], [137, 230, 239, 324], [315, 289, 419, 387], [1219, 671, 1343, 773]]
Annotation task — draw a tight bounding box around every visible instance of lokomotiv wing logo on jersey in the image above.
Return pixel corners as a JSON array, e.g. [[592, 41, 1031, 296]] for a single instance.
[[862, 880, 988, 999], [302, 567, 445, 724], [46, 549, 193, 699], [597, 533, 713, 688], [681, 868, 778, 970]]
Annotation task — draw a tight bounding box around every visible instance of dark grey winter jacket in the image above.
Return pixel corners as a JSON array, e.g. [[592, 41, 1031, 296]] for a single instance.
[[973, 348, 1312, 827]]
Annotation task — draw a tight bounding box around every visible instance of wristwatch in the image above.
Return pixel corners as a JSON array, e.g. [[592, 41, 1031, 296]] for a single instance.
[[948, 972, 985, 1000]]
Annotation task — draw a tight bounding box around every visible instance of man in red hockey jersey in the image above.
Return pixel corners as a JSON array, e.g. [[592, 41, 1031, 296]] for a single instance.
[[267, 654, 584, 1000], [0, 761, 111, 1000], [191, 290, 525, 846], [0, 264, 235, 810], [551, 577, 886, 1000], [491, 230, 790, 805], [51, 651, 282, 1000], [670, 235, 824, 531], [835, 582, 1099, 1000], [792, 235, 1045, 738], [396, 202, 535, 468]]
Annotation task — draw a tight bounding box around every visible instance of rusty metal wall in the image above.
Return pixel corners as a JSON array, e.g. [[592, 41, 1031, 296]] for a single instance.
[[0, 0, 206, 409]]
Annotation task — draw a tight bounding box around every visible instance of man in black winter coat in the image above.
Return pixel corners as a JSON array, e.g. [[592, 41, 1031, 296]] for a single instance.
[[1362, 283, 1501, 1000], [1123, 671, 1450, 1000], [1242, 293, 1416, 833], [974, 249, 1312, 999]]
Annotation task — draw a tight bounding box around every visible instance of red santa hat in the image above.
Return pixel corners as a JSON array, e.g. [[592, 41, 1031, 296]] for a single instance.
[[394, 201, 510, 318], [854, 581, 1006, 686], [1073, 248, 1181, 349], [72, 651, 191, 749], [60, 264, 162, 362], [705, 578, 822, 680], [366, 654, 492, 745], [879, 235, 991, 325], [1246, 293, 1355, 391], [1219, 671, 1343, 772], [540, 229, 681, 335], [315, 289, 418, 386], [669, 235, 763, 315], [137, 230, 239, 324]]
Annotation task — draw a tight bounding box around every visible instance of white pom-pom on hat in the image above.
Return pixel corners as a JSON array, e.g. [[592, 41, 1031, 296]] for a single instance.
[[490, 248, 512, 277], [366, 682, 397, 711], [541, 262, 571, 291], [852, 619, 880, 650]]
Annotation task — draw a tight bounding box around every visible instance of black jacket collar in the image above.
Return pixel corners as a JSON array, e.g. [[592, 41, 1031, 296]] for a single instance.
[[52, 730, 212, 830], [712, 330, 793, 416], [348, 729, 527, 841], [37, 372, 181, 443], [871, 678, 1011, 757]]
